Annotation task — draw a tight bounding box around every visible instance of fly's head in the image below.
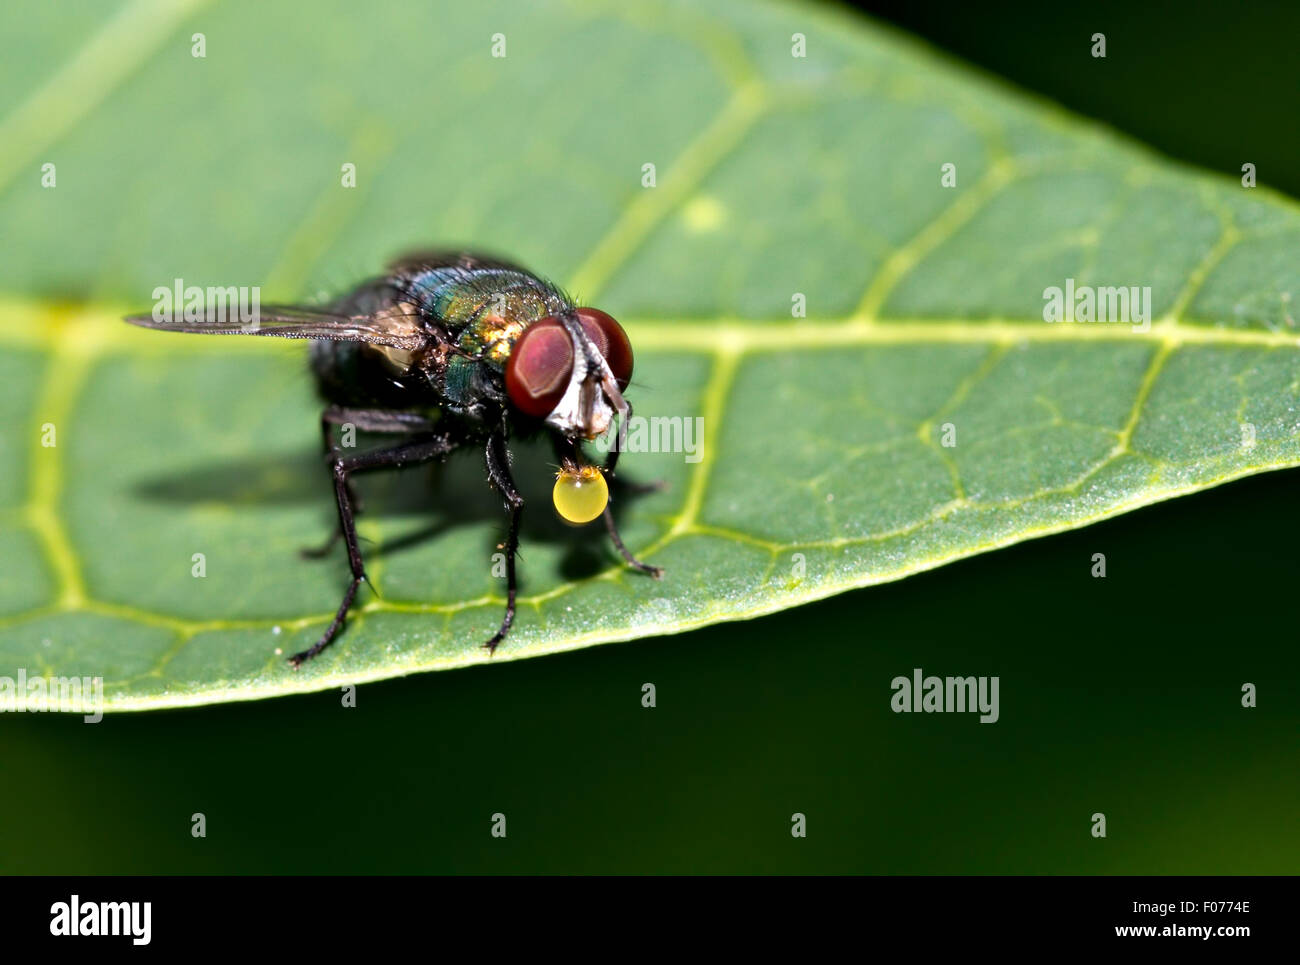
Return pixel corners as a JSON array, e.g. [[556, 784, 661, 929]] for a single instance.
[[505, 307, 634, 525], [505, 307, 633, 442]]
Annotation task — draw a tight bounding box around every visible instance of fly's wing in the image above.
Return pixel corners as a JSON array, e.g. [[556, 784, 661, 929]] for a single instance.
[[123, 303, 426, 349]]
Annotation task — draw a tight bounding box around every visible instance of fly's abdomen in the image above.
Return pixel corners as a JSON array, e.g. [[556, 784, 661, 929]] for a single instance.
[[308, 338, 423, 408], [305, 276, 432, 408]]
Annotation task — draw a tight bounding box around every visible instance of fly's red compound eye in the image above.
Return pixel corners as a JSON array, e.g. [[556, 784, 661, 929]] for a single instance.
[[506, 317, 574, 417], [575, 308, 633, 390]]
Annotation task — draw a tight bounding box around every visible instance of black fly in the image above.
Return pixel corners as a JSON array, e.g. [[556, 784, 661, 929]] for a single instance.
[[126, 251, 661, 666]]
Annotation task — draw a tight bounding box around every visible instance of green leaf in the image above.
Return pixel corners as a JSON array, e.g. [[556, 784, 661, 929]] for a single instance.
[[2, 0, 1298, 710]]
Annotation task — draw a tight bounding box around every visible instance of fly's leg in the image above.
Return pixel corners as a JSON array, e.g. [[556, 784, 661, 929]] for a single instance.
[[601, 507, 663, 578], [301, 406, 439, 558], [483, 430, 524, 654], [289, 433, 455, 668], [300, 410, 352, 559]]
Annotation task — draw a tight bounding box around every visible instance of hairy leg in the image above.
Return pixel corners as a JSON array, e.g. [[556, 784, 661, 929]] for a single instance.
[[482, 429, 524, 653], [289, 431, 457, 667], [302, 406, 440, 558]]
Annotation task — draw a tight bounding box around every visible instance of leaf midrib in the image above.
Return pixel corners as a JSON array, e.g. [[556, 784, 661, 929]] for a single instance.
[[4, 304, 1300, 353]]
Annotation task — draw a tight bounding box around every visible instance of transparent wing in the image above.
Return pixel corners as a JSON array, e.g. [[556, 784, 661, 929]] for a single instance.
[[123, 303, 426, 349]]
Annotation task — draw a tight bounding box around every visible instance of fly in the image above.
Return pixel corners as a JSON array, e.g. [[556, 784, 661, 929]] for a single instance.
[[125, 251, 663, 666]]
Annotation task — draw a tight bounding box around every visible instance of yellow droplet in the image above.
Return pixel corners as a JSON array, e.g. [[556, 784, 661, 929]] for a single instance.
[[553, 465, 608, 524]]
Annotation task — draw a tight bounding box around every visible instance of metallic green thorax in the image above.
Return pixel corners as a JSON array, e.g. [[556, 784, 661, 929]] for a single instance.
[[399, 262, 573, 409], [392, 264, 572, 410], [408, 265, 571, 365]]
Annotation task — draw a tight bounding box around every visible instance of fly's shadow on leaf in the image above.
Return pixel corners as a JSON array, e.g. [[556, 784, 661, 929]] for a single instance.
[[131, 433, 657, 582]]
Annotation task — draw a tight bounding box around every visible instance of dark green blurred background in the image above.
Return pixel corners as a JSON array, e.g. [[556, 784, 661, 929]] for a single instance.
[[2, 0, 1297, 873]]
